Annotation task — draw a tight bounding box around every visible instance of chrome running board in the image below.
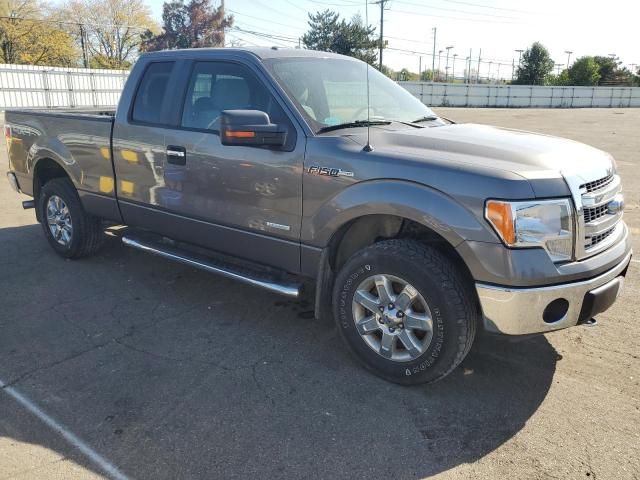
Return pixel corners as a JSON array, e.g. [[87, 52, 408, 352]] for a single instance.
[[122, 235, 302, 298]]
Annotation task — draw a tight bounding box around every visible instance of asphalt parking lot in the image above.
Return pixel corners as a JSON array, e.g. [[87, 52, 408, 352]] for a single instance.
[[1, 108, 638, 480]]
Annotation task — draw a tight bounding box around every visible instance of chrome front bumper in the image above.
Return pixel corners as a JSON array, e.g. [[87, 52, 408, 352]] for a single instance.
[[476, 250, 632, 335]]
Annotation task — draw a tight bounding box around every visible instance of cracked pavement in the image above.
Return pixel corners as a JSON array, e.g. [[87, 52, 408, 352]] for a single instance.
[[1, 109, 639, 479]]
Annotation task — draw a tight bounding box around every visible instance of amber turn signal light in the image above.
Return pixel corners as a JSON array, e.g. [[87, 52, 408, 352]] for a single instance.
[[486, 200, 515, 245], [224, 130, 256, 138]]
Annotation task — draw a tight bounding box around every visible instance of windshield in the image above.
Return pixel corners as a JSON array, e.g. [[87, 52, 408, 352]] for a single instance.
[[264, 57, 439, 133]]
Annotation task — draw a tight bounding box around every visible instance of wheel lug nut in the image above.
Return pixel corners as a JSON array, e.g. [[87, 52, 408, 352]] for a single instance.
[[396, 311, 404, 318], [399, 323, 404, 329], [389, 327, 395, 333], [388, 303, 394, 309], [378, 305, 385, 311]]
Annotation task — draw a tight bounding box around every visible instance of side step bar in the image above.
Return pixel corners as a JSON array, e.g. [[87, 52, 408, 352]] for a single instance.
[[122, 235, 302, 298]]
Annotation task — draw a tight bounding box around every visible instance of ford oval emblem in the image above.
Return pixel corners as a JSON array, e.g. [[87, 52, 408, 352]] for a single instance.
[[607, 194, 625, 215]]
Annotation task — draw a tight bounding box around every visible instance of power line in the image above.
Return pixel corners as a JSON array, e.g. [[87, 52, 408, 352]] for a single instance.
[[443, 0, 542, 15], [393, 0, 525, 21]]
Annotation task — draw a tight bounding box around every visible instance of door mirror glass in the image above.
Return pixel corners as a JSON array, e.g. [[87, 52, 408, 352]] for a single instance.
[[220, 110, 287, 147]]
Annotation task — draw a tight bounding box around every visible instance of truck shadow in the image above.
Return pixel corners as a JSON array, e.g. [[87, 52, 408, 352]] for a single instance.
[[0, 224, 558, 479]]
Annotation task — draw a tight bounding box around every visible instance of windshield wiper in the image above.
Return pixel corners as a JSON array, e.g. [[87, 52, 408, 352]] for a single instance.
[[317, 120, 391, 134], [411, 116, 440, 124]]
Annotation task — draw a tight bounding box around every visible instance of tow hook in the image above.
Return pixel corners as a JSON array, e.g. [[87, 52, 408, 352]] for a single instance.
[[580, 318, 598, 327]]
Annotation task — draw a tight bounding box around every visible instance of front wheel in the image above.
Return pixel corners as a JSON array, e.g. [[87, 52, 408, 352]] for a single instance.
[[332, 239, 477, 385]]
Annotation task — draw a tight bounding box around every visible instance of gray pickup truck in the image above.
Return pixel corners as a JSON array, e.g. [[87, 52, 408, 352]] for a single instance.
[[5, 48, 632, 384]]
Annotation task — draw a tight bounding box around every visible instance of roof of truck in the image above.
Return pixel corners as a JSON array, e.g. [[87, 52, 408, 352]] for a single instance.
[[140, 47, 355, 61]]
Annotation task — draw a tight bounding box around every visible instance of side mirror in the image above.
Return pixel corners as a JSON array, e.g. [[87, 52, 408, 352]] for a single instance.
[[220, 110, 287, 147]]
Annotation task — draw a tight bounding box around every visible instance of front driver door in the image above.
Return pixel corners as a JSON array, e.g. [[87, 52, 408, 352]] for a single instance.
[[160, 60, 304, 273]]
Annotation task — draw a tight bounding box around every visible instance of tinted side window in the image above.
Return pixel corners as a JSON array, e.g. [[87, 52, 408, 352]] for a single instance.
[[181, 62, 288, 132], [131, 62, 174, 125]]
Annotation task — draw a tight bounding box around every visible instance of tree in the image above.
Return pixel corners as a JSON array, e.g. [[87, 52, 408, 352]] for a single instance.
[[141, 0, 232, 51], [302, 10, 378, 66], [0, 0, 78, 66], [64, 0, 157, 68], [567, 56, 600, 86], [592, 56, 635, 86], [514, 42, 554, 85]]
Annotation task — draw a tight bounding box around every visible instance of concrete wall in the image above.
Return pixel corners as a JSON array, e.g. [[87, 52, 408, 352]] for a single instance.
[[399, 82, 640, 108], [0, 64, 128, 109]]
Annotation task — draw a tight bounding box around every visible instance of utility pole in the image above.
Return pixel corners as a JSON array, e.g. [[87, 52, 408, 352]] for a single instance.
[[555, 63, 564, 75], [467, 48, 472, 83], [79, 24, 88, 68], [488, 61, 492, 83], [419, 56, 422, 79], [565, 50, 573, 68], [220, 0, 225, 47], [437, 50, 443, 81], [431, 27, 436, 81], [444, 45, 453, 82], [373, 0, 389, 71], [477, 48, 481, 83], [511, 59, 515, 80]]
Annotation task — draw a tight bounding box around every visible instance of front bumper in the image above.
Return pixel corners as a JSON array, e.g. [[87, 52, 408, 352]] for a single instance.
[[476, 250, 632, 335]]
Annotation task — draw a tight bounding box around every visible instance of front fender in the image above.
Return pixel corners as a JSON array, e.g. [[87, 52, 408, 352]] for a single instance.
[[302, 179, 497, 247]]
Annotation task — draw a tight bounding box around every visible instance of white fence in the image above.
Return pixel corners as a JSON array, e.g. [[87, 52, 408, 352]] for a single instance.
[[0, 64, 128, 109], [400, 82, 640, 108], [1, 64, 639, 109]]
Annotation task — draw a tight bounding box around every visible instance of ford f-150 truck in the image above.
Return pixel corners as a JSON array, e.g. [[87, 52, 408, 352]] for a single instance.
[[5, 48, 632, 384]]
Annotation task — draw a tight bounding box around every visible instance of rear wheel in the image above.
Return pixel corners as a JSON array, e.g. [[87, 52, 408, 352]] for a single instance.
[[332, 239, 477, 385], [38, 178, 104, 259]]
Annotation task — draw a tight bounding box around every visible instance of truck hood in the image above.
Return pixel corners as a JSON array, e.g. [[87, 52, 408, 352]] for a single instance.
[[357, 123, 615, 185]]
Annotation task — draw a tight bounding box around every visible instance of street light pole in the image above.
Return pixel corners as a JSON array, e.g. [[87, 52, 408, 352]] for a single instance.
[[437, 50, 443, 81], [444, 46, 453, 82], [452, 53, 458, 82], [565, 50, 573, 68]]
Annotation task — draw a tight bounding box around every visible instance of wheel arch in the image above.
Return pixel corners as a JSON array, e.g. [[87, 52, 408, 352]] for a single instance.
[[32, 157, 74, 222], [314, 212, 481, 323]]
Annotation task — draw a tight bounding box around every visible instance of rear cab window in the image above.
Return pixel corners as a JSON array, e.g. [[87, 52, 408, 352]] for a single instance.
[[131, 62, 175, 125]]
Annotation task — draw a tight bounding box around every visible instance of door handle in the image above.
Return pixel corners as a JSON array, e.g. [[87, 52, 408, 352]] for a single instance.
[[166, 145, 186, 165]]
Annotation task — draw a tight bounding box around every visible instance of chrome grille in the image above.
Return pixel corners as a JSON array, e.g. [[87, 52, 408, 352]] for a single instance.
[[576, 173, 624, 258], [585, 226, 616, 248], [583, 204, 609, 223], [580, 174, 614, 193]]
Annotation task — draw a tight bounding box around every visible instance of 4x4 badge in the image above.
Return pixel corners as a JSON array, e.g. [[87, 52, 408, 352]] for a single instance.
[[308, 166, 354, 177]]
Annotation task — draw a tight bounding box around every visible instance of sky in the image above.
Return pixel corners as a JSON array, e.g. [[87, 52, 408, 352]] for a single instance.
[[143, 0, 638, 80]]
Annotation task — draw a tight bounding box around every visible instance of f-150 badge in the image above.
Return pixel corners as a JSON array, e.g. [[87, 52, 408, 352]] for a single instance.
[[308, 166, 354, 177]]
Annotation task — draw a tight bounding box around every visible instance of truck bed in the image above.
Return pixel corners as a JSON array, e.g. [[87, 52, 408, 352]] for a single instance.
[[5, 108, 116, 199]]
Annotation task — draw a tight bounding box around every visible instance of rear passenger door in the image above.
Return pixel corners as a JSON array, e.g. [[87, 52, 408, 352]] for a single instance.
[[112, 59, 182, 231], [160, 60, 304, 273]]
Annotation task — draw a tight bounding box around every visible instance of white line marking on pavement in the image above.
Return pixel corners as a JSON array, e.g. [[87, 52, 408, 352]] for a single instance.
[[631, 259, 639, 264], [0, 378, 128, 480]]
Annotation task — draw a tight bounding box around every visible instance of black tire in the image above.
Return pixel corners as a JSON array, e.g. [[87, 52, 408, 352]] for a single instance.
[[38, 177, 104, 259], [332, 239, 477, 385]]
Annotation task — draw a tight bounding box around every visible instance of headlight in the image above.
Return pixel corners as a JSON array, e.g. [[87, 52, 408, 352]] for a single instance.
[[485, 199, 574, 262]]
